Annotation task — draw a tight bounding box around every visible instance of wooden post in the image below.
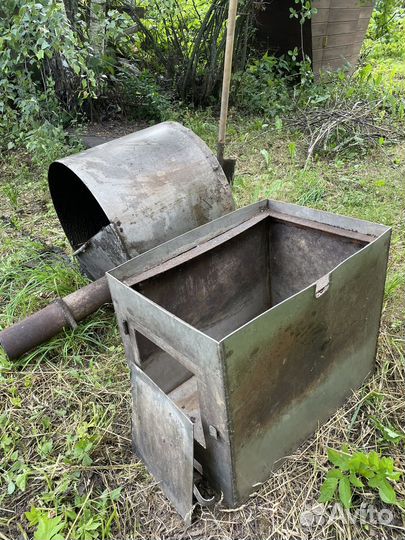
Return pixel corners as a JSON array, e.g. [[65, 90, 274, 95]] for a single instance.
[[217, 0, 238, 166]]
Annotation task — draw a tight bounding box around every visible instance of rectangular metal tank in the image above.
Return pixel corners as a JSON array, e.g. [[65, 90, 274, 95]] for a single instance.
[[107, 199, 390, 523]]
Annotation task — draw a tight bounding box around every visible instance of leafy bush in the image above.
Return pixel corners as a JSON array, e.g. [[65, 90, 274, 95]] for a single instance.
[[125, 0, 255, 104], [111, 68, 170, 121], [0, 0, 171, 152], [0, 0, 96, 150], [232, 53, 301, 117], [369, 0, 404, 40]]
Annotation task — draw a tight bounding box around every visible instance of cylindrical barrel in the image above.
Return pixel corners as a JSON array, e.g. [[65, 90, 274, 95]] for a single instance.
[[1, 122, 235, 359], [48, 121, 235, 280]]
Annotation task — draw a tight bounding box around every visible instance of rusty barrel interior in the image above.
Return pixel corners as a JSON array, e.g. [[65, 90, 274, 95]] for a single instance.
[[49, 162, 110, 251]]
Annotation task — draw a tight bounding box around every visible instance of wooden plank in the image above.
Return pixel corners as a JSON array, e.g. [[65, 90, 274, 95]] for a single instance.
[[313, 33, 364, 49], [312, 50, 324, 66], [313, 8, 330, 23], [312, 0, 331, 8], [312, 22, 328, 37], [327, 8, 361, 22], [358, 17, 371, 31], [314, 7, 374, 23], [313, 0, 371, 7], [313, 43, 363, 66], [359, 6, 374, 19], [313, 19, 370, 36], [324, 20, 360, 34], [322, 44, 356, 61], [320, 56, 357, 71], [351, 40, 363, 57]]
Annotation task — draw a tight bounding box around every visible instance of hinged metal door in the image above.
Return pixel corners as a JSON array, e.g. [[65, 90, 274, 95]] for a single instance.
[[131, 364, 194, 524]]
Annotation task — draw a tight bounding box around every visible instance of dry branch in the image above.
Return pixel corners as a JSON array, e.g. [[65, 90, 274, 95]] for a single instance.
[[288, 100, 405, 166]]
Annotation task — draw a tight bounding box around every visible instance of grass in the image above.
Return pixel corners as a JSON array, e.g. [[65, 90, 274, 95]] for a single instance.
[[1, 39, 405, 540]]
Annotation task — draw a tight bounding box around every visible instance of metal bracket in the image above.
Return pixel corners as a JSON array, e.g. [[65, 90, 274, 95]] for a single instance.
[[315, 274, 330, 298], [55, 299, 78, 330]]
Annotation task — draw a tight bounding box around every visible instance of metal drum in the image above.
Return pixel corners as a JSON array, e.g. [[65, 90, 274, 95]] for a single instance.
[[48, 121, 235, 279], [0, 122, 235, 360]]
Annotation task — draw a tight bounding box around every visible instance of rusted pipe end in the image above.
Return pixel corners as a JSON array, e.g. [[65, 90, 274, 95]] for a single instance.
[[0, 303, 70, 360], [0, 277, 111, 360]]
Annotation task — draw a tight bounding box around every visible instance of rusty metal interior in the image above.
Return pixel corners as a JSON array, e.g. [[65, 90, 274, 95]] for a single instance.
[[49, 162, 110, 250], [130, 211, 370, 448]]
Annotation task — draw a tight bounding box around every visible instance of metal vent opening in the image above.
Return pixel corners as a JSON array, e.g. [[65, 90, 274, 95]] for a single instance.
[[48, 162, 110, 250]]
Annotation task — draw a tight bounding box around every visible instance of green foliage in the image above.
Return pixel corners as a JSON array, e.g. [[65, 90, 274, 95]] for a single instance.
[[0, 0, 95, 150], [370, 0, 404, 40], [319, 447, 402, 509], [113, 69, 170, 121], [232, 54, 293, 117], [33, 513, 65, 540], [0, 0, 170, 151], [129, 0, 254, 103], [289, 0, 317, 27], [371, 416, 405, 444], [0, 245, 87, 325], [24, 487, 122, 540], [364, 8, 405, 103]]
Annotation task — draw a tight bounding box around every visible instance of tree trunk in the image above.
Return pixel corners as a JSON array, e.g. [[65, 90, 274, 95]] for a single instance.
[[63, 0, 79, 28], [89, 0, 107, 57]]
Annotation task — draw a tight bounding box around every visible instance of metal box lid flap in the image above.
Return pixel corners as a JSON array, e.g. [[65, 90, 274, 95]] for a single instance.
[[131, 364, 194, 524]]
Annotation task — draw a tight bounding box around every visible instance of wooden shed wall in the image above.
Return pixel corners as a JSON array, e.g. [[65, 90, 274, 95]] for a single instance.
[[311, 0, 374, 73]]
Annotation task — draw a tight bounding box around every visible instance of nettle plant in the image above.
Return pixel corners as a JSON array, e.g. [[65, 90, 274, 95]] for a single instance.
[[0, 0, 96, 150], [320, 446, 403, 509]]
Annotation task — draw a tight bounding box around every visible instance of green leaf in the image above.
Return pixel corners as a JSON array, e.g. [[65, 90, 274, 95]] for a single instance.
[[39, 440, 53, 456], [326, 468, 343, 479], [15, 471, 29, 491], [368, 451, 380, 469], [34, 515, 65, 540], [25, 507, 41, 526], [274, 116, 283, 131], [369, 477, 397, 505], [371, 417, 405, 444], [349, 474, 364, 488], [260, 149, 270, 167], [338, 477, 352, 509], [109, 486, 122, 501], [328, 448, 350, 470], [379, 456, 394, 470], [319, 476, 339, 503], [386, 471, 401, 482]]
